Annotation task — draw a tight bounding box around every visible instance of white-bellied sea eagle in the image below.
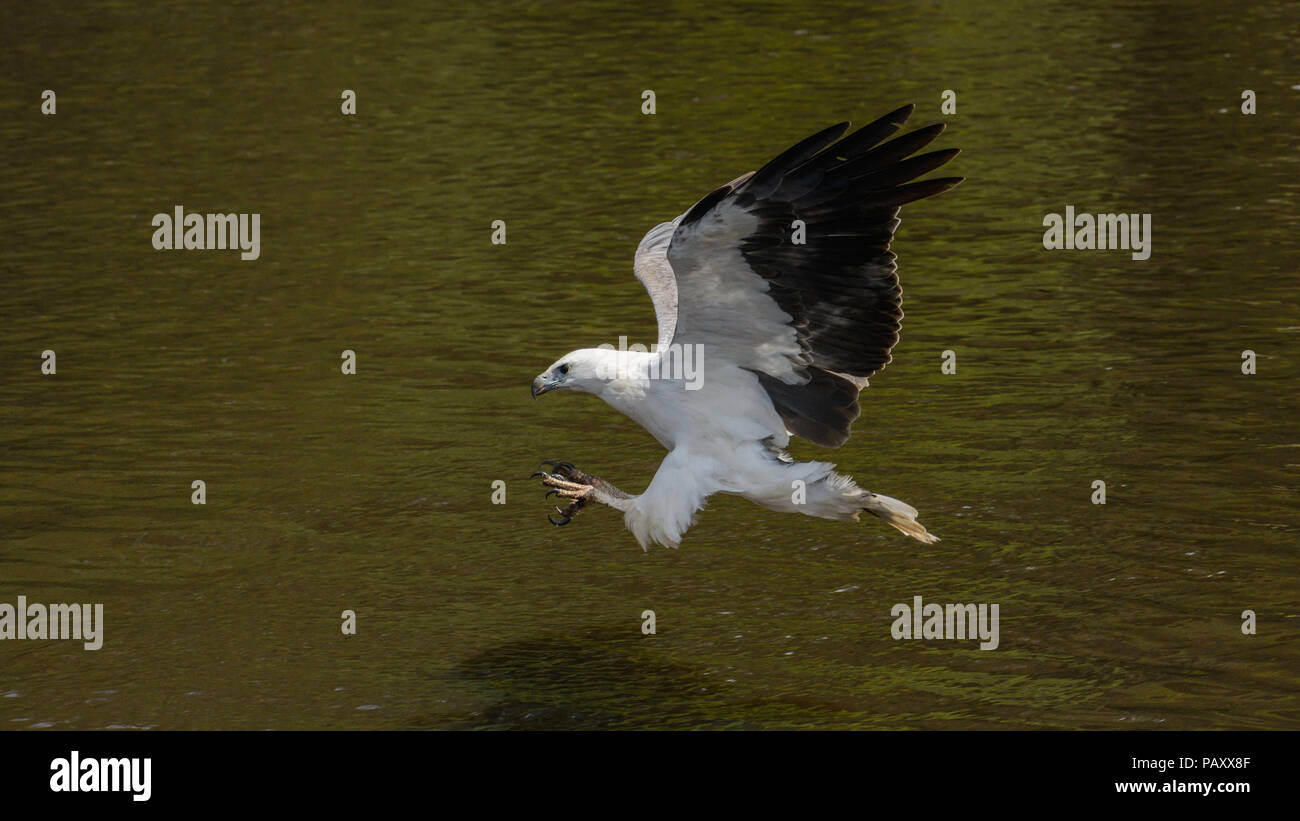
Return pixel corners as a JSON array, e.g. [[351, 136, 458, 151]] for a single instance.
[[531, 104, 961, 549]]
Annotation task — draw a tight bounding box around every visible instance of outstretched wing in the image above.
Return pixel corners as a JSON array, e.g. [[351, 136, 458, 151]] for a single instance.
[[632, 104, 961, 447], [632, 218, 681, 350]]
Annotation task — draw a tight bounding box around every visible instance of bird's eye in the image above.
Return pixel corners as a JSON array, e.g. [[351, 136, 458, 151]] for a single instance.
[[557, 363, 570, 375]]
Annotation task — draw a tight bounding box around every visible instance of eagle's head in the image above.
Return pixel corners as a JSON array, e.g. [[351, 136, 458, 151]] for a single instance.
[[531, 348, 623, 398]]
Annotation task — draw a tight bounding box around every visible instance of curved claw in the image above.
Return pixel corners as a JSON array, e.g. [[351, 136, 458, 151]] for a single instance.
[[535, 461, 590, 527]]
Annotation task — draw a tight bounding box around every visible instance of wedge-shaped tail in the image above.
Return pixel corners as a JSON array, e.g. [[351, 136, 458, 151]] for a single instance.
[[861, 492, 940, 544]]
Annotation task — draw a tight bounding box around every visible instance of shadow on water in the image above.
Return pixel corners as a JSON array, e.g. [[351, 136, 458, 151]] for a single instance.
[[439, 627, 730, 730]]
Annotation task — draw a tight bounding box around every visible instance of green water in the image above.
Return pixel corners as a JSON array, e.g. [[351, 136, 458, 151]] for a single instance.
[[1, 0, 1296, 729]]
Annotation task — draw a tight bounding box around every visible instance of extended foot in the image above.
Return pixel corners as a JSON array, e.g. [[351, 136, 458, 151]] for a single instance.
[[531, 461, 596, 525], [530, 460, 632, 526]]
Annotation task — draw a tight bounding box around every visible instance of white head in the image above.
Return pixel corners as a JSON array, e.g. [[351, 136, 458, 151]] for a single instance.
[[531, 348, 624, 398]]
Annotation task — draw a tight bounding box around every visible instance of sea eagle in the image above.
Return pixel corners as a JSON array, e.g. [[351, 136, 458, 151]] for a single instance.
[[531, 104, 961, 549]]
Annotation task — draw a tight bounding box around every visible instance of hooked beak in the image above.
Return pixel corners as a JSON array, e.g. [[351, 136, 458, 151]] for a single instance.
[[531, 374, 558, 398]]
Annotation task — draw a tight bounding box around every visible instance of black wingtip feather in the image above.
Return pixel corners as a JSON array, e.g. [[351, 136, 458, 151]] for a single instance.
[[743, 122, 851, 199]]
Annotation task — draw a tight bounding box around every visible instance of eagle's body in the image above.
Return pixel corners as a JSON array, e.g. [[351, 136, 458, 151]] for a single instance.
[[532, 105, 961, 549]]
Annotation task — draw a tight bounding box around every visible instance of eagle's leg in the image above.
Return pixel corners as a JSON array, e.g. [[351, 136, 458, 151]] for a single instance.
[[531, 461, 631, 526]]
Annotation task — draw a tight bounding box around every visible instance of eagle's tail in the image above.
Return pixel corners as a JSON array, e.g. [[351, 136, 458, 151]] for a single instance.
[[861, 492, 940, 544]]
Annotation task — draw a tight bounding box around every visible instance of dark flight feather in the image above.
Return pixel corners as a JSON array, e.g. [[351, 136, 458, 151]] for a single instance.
[[729, 109, 962, 447]]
